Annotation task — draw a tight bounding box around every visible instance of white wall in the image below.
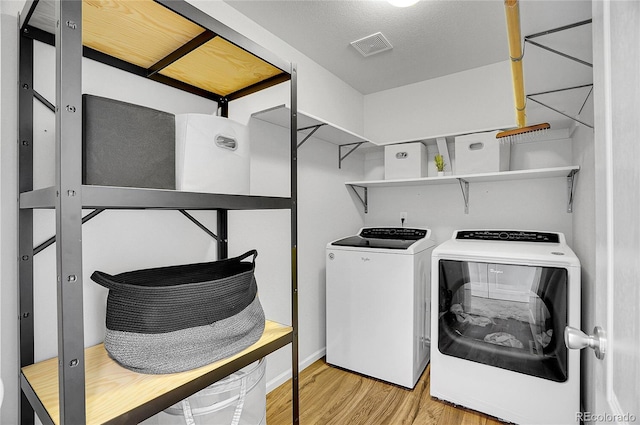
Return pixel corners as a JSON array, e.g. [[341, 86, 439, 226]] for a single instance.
[[0, 2, 366, 424], [364, 61, 515, 145]]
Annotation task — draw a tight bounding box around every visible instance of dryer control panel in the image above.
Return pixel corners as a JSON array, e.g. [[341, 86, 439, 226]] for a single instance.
[[456, 230, 560, 243]]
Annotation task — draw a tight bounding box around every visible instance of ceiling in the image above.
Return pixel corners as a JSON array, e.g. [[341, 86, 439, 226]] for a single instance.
[[225, 0, 594, 129]]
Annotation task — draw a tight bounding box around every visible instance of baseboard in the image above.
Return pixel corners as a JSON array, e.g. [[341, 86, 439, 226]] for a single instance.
[[266, 347, 326, 393]]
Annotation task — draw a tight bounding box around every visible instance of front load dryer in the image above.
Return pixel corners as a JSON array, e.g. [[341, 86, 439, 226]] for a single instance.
[[326, 227, 436, 388], [431, 230, 581, 424]]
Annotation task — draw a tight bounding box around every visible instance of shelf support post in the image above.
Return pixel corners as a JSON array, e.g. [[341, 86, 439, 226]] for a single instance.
[[55, 0, 87, 422], [567, 169, 578, 213], [217, 210, 228, 259], [290, 63, 300, 425], [458, 179, 470, 214], [347, 185, 368, 214], [18, 12, 36, 425]]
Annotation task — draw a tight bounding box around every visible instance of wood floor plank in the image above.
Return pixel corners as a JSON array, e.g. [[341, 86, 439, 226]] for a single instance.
[[461, 409, 489, 425], [437, 403, 467, 425], [411, 366, 447, 424], [267, 359, 507, 425]]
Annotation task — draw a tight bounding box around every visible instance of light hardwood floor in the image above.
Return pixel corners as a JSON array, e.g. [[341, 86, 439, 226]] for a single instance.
[[266, 359, 507, 425]]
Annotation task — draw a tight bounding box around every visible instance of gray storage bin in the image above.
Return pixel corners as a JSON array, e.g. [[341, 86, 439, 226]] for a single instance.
[[83, 94, 176, 189]]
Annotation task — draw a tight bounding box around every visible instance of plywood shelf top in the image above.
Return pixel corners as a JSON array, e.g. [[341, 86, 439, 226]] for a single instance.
[[24, 0, 290, 100], [22, 320, 293, 425]]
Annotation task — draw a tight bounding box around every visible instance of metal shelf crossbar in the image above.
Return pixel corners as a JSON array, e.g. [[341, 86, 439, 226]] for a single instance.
[[524, 19, 594, 129]]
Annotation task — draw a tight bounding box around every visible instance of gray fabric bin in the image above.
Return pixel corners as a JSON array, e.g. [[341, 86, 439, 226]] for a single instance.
[[82, 94, 176, 189], [91, 250, 265, 374]]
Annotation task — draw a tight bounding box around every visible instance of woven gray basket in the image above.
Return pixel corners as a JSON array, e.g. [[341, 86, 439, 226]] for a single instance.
[[91, 250, 265, 374]]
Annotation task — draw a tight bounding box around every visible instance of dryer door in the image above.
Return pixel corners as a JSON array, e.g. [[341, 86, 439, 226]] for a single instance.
[[437, 259, 568, 382]]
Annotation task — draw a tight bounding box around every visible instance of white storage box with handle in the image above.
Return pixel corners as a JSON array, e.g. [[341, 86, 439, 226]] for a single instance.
[[175, 114, 250, 195], [384, 142, 428, 179], [142, 358, 266, 425], [454, 130, 510, 175]]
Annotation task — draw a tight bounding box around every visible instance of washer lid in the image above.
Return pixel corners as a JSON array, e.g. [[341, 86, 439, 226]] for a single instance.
[[331, 227, 429, 250]]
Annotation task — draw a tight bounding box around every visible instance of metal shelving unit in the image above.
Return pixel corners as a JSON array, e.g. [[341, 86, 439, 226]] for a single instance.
[[17, 0, 299, 423]]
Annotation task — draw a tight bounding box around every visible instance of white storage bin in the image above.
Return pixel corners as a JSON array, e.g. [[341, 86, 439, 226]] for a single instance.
[[142, 358, 266, 425], [175, 114, 250, 195], [454, 130, 510, 175], [384, 142, 428, 180]]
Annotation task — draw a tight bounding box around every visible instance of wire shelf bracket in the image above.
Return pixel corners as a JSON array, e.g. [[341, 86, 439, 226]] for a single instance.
[[339, 142, 365, 169], [347, 184, 368, 213], [524, 19, 594, 129], [567, 169, 578, 213], [524, 19, 593, 68], [527, 84, 594, 129], [297, 123, 326, 149], [458, 178, 470, 214]]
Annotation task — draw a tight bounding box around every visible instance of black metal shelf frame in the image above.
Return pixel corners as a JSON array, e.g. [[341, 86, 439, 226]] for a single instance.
[[17, 0, 299, 423]]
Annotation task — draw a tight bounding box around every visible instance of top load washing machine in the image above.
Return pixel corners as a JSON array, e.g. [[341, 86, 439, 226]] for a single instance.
[[326, 227, 436, 388], [431, 230, 581, 424]]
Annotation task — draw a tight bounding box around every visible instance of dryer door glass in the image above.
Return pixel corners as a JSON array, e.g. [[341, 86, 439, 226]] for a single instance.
[[437, 260, 568, 382]]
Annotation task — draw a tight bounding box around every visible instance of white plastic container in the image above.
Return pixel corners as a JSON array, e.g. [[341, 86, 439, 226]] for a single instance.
[[142, 359, 266, 425], [454, 130, 510, 175], [175, 114, 250, 195], [384, 142, 428, 180]]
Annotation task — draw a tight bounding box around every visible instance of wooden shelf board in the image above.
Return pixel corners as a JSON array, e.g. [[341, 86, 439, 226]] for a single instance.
[[252, 104, 373, 146], [25, 0, 290, 97], [346, 166, 580, 188], [159, 37, 284, 97], [82, 0, 204, 70], [22, 320, 292, 425]]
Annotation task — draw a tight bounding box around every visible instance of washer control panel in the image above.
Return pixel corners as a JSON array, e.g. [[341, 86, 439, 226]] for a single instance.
[[456, 230, 560, 243], [360, 227, 427, 240]]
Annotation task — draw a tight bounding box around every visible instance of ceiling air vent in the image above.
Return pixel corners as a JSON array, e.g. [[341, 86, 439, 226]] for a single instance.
[[350, 32, 393, 57]]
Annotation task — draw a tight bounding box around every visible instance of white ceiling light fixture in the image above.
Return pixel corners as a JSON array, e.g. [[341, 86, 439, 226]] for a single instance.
[[350, 32, 393, 57], [387, 0, 420, 7]]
